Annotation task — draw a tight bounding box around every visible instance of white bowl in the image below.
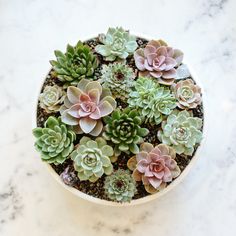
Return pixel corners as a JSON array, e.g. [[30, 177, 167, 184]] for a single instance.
[[33, 35, 206, 206]]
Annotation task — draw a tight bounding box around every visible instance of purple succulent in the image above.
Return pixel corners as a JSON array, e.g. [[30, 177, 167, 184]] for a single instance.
[[134, 40, 184, 85]]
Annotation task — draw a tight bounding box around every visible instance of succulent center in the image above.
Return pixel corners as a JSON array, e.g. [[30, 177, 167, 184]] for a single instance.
[[113, 36, 125, 51], [113, 178, 128, 192], [45, 91, 57, 103], [180, 86, 194, 100], [174, 127, 190, 141], [115, 71, 125, 80], [153, 56, 165, 68], [83, 152, 98, 167], [150, 162, 164, 172], [81, 101, 96, 113]]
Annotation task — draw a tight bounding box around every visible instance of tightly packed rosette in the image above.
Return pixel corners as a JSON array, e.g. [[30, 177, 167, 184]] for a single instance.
[[128, 142, 180, 193], [134, 40, 183, 85], [60, 79, 116, 136]]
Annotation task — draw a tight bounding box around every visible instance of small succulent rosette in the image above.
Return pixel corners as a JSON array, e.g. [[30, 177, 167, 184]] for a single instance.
[[33, 27, 203, 203]]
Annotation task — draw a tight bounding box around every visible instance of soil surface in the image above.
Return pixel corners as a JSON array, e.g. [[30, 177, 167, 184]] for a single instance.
[[36, 37, 204, 202]]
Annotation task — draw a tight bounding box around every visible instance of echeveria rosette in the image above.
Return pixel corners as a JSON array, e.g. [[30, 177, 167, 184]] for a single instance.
[[171, 79, 202, 109], [127, 143, 180, 194], [71, 136, 114, 182], [32, 116, 76, 164], [50, 41, 99, 85], [100, 62, 135, 100], [60, 78, 116, 136], [39, 85, 66, 113], [128, 77, 176, 125], [158, 110, 203, 155], [104, 169, 137, 202], [134, 40, 183, 85], [95, 27, 138, 61], [103, 108, 149, 156]]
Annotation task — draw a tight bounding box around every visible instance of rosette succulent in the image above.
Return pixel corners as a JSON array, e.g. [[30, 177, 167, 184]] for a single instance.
[[39, 85, 66, 113], [128, 77, 176, 124], [32, 116, 76, 164], [71, 137, 113, 182], [134, 40, 183, 85], [158, 110, 203, 155], [104, 169, 137, 202], [127, 142, 180, 194], [50, 41, 98, 85], [103, 108, 149, 156], [100, 62, 135, 100], [60, 78, 116, 136], [172, 79, 202, 109], [95, 27, 138, 61]]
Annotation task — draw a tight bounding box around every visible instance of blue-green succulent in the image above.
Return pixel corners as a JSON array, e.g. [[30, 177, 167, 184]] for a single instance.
[[71, 137, 114, 182], [95, 27, 138, 61], [128, 77, 177, 124], [33, 116, 76, 164], [157, 110, 203, 155], [104, 169, 137, 202]]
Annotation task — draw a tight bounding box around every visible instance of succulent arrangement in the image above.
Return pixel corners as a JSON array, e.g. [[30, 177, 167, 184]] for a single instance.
[[33, 27, 204, 203]]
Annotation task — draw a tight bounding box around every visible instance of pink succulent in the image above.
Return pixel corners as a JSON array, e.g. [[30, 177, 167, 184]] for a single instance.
[[60, 79, 116, 136], [129, 142, 180, 193], [134, 40, 183, 85]]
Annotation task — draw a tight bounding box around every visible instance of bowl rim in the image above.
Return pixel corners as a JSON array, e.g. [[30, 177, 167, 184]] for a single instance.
[[32, 33, 206, 207]]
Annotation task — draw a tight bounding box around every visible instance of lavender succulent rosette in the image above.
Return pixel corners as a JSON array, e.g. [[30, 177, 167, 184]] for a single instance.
[[33, 27, 203, 203], [134, 40, 183, 85]]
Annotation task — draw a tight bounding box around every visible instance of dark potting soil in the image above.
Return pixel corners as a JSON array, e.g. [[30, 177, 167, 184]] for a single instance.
[[36, 37, 204, 202]]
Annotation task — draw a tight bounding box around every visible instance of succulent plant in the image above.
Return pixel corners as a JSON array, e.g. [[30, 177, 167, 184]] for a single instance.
[[39, 85, 66, 113], [134, 40, 183, 85], [32, 116, 76, 164], [60, 78, 116, 136], [171, 79, 202, 109], [50, 41, 99, 85], [158, 110, 203, 155], [128, 77, 176, 125], [71, 137, 114, 182], [104, 169, 137, 202], [127, 142, 180, 194], [95, 27, 138, 61], [103, 108, 149, 156], [100, 62, 135, 100]]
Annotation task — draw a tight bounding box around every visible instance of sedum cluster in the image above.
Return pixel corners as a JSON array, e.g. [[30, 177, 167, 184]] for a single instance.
[[71, 137, 114, 182], [158, 110, 203, 155], [95, 27, 138, 61], [33, 116, 76, 164], [128, 77, 176, 125], [39, 85, 65, 113], [100, 62, 135, 100], [104, 169, 137, 202], [50, 41, 98, 85], [103, 108, 149, 156]]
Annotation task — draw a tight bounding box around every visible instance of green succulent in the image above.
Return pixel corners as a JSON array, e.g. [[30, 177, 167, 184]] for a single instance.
[[32, 116, 76, 164], [103, 108, 149, 156], [100, 62, 135, 100], [71, 137, 114, 182], [128, 77, 177, 125], [158, 110, 203, 155], [95, 27, 138, 61], [50, 41, 99, 85], [104, 169, 137, 202], [39, 85, 66, 113]]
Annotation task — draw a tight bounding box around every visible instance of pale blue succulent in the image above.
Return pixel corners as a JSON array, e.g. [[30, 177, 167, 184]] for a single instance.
[[157, 110, 203, 155], [71, 137, 114, 182], [128, 77, 176, 124], [95, 27, 138, 61]]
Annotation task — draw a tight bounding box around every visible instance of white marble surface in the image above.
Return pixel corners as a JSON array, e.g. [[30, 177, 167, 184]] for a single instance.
[[0, 0, 236, 235]]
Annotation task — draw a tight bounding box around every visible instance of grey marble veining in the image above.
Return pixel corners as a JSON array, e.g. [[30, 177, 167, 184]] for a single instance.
[[0, 0, 236, 235]]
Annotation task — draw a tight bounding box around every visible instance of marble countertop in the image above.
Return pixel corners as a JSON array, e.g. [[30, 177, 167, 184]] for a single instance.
[[0, 0, 236, 235]]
